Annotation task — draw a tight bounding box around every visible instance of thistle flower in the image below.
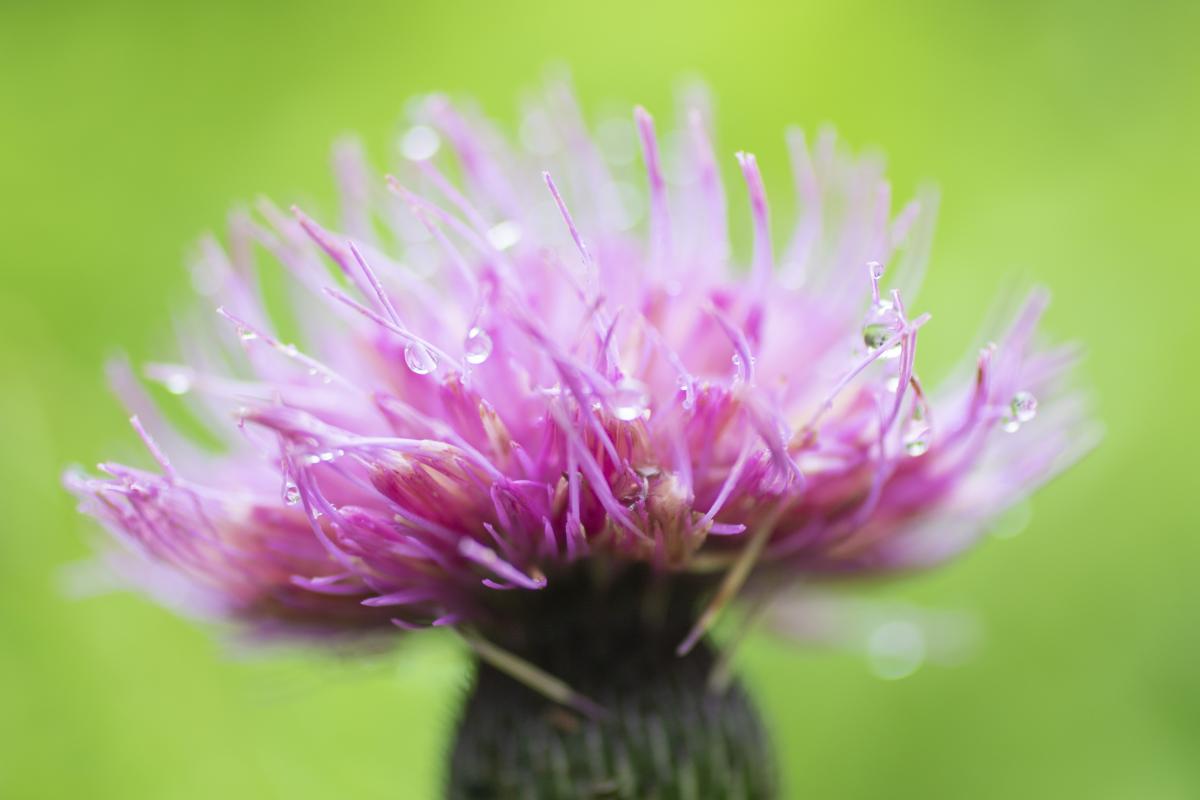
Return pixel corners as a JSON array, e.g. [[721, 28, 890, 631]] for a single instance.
[[65, 85, 1093, 798]]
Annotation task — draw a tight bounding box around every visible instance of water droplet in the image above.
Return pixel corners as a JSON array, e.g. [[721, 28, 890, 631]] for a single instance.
[[400, 125, 440, 160], [464, 327, 493, 364], [404, 342, 438, 375], [868, 260, 885, 280], [862, 301, 902, 357], [868, 620, 925, 681], [730, 353, 757, 385], [903, 424, 932, 457], [236, 326, 257, 343], [164, 372, 192, 395], [302, 449, 341, 466], [282, 479, 300, 505], [485, 220, 522, 251], [676, 376, 696, 411], [304, 367, 333, 385], [1000, 390, 1038, 433], [611, 378, 649, 421], [1011, 391, 1038, 423], [902, 402, 932, 457]]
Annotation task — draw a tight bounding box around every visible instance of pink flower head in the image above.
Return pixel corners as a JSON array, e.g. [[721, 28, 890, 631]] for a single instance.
[[65, 88, 1094, 645]]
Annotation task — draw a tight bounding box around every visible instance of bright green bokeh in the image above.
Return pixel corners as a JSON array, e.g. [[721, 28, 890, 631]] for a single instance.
[[2, 1, 1197, 797]]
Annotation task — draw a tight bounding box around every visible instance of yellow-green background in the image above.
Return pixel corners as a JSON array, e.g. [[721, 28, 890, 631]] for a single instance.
[[2, 1, 1197, 797]]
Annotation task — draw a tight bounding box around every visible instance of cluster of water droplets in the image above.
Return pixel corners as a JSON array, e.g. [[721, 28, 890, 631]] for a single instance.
[[302, 448, 346, 466]]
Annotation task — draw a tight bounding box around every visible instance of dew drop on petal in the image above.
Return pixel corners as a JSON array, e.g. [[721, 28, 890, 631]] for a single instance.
[[1000, 390, 1038, 433], [903, 424, 932, 457], [283, 479, 300, 506], [306, 367, 334, 385], [404, 342, 438, 375], [464, 327, 493, 365], [902, 403, 932, 457], [862, 300, 902, 357], [867, 620, 926, 681], [677, 376, 696, 411], [401, 125, 440, 161], [611, 378, 649, 421], [1011, 391, 1038, 423]]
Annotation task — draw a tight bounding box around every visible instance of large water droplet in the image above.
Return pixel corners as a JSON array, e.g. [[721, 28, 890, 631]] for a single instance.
[[1001, 390, 1038, 433], [862, 300, 902, 358], [404, 342, 438, 375], [867, 620, 925, 681], [283, 479, 300, 505], [611, 378, 649, 421], [464, 327, 493, 365]]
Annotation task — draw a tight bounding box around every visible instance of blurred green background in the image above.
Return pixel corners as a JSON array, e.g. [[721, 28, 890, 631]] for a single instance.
[[2, 0, 1197, 797]]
